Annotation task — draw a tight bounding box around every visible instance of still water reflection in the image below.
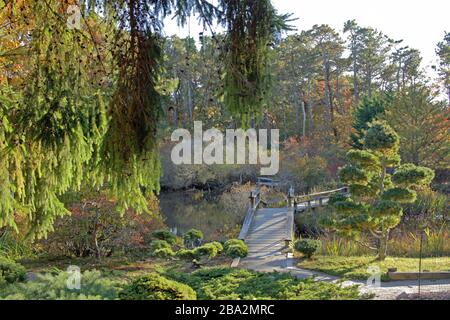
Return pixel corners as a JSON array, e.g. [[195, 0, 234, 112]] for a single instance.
[[159, 189, 249, 241]]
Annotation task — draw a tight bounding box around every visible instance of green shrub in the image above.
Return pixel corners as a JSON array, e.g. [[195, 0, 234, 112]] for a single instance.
[[176, 249, 197, 260], [223, 239, 243, 251], [183, 229, 204, 248], [119, 274, 196, 300], [152, 248, 175, 259], [225, 245, 248, 259], [224, 240, 248, 258], [209, 241, 224, 253], [166, 267, 361, 300], [151, 230, 177, 245], [194, 243, 218, 259], [295, 239, 322, 259], [0, 270, 121, 300], [149, 240, 171, 253], [0, 257, 26, 286]]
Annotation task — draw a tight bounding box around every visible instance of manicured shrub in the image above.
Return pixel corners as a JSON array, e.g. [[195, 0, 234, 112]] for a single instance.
[[0, 257, 26, 286], [176, 249, 197, 260], [0, 270, 121, 300], [194, 243, 218, 259], [183, 229, 204, 248], [152, 248, 175, 259], [209, 241, 224, 253], [149, 240, 171, 253], [151, 230, 177, 245], [119, 274, 196, 300], [294, 239, 322, 259], [223, 239, 243, 251], [224, 240, 248, 258]]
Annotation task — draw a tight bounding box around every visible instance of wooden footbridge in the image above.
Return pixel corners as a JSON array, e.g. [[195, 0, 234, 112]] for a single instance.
[[234, 184, 349, 270]]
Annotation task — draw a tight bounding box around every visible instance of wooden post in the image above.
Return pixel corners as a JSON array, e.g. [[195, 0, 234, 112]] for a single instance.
[[287, 187, 294, 207], [285, 239, 291, 249], [249, 192, 256, 209]]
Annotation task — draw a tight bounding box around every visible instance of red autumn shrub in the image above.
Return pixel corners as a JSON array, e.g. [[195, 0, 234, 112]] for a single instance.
[[39, 192, 164, 258]]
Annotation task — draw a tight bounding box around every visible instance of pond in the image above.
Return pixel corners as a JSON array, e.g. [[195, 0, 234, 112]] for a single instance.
[[158, 187, 251, 241]]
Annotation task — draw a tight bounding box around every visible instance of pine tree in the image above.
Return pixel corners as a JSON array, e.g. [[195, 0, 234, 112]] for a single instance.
[[436, 32, 450, 105], [385, 85, 450, 168], [350, 95, 388, 149], [325, 121, 434, 260]]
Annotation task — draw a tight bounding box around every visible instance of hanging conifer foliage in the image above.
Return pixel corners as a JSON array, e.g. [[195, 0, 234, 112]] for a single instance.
[[101, 0, 164, 213], [220, 0, 293, 127], [0, 0, 109, 237], [0, 0, 291, 237]]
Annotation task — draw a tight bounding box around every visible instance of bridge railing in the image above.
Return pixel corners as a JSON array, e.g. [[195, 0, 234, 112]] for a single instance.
[[257, 177, 281, 189], [238, 187, 261, 240], [285, 186, 296, 245], [293, 186, 349, 208]]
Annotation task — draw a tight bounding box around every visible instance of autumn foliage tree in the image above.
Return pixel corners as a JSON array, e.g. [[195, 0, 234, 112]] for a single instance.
[[325, 121, 434, 260]]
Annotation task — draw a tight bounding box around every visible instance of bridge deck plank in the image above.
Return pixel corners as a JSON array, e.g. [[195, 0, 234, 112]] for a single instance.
[[236, 187, 348, 270]]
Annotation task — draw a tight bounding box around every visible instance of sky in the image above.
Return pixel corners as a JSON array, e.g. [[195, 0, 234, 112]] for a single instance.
[[164, 0, 449, 76]]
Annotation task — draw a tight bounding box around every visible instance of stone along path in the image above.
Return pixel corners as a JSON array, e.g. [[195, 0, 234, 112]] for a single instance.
[[239, 208, 291, 271]]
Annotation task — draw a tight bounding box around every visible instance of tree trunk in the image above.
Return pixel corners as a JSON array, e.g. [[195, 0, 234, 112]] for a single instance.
[[301, 100, 306, 137], [186, 79, 193, 122], [93, 210, 101, 261], [323, 59, 332, 126], [352, 51, 359, 105], [294, 94, 300, 136], [308, 80, 314, 133], [377, 230, 390, 261], [282, 106, 287, 140], [335, 70, 342, 114]]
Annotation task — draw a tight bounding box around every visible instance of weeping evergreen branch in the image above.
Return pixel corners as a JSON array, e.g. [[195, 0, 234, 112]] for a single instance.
[[101, 0, 164, 214], [0, 0, 292, 237], [1, 0, 109, 237], [219, 0, 294, 127]]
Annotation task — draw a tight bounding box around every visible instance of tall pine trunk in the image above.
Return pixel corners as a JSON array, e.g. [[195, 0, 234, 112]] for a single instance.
[[301, 100, 306, 137], [308, 80, 314, 133]]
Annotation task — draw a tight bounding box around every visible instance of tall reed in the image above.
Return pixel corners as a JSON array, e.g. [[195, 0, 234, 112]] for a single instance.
[[319, 229, 450, 258]]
